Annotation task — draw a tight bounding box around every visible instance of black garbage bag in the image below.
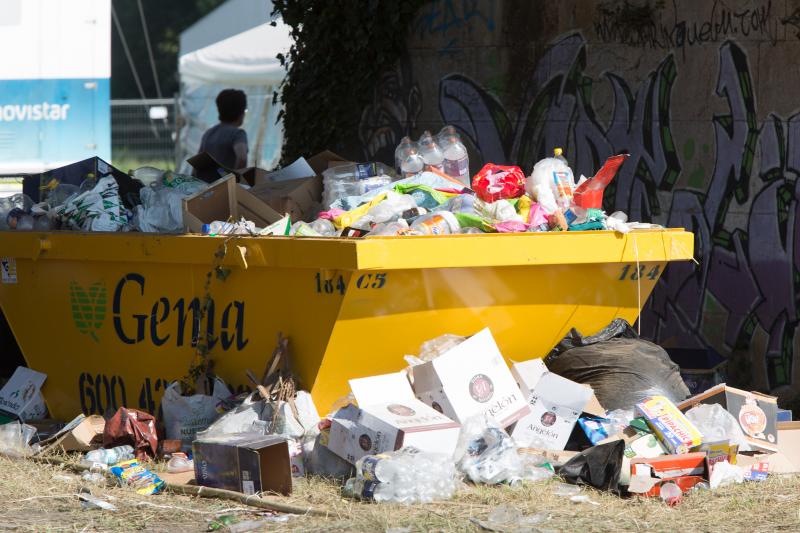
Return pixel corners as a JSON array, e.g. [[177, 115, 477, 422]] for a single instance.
[[544, 319, 690, 410], [558, 440, 624, 492]]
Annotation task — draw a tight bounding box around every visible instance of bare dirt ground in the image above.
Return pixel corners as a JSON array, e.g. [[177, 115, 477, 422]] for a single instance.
[[0, 456, 797, 532]]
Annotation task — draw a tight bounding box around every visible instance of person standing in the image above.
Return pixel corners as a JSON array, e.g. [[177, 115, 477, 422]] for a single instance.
[[197, 89, 249, 171]]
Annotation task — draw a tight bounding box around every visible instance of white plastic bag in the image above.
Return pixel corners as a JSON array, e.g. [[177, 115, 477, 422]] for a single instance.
[[685, 403, 752, 452], [526, 157, 573, 214], [0, 421, 37, 457], [454, 414, 524, 485], [709, 460, 745, 489], [161, 378, 231, 451], [56, 177, 129, 231]]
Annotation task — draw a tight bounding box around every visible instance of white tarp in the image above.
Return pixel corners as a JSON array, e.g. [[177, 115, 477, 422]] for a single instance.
[[177, 19, 291, 172]]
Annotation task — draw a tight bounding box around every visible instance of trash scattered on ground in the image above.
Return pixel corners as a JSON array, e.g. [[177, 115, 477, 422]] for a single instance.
[[110, 458, 165, 495], [78, 493, 118, 511], [472, 505, 548, 532], [103, 408, 158, 461]]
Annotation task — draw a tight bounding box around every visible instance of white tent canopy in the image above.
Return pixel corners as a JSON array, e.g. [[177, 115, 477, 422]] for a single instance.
[[177, 8, 291, 173], [179, 22, 290, 85]]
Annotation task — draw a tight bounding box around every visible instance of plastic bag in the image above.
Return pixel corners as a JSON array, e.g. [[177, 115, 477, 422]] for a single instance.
[[0, 421, 37, 457], [526, 158, 570, 214], [0, 194, 34, 230], [56, 176, 130, 232], [709, 460, 745, 489], [545, 319, 690, 410], [558, 440, 624, 492], [102, 407, 158, 461], [161, 378, 231, 451], [344, 447, 460, 503], [685, 403, 752, 452], [454, 415, 524, 485], [472, 164, 526, 203]]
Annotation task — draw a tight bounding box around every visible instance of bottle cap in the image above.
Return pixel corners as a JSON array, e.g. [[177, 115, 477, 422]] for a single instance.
[[554, 147, 563, 157]]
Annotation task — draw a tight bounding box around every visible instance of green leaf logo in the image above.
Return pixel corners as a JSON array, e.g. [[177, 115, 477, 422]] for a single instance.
[[69, 281, 107, 342]]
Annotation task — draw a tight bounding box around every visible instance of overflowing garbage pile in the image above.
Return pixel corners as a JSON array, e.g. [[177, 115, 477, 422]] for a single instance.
[[0, 127, 662, 237], [0, 321, 796, 509]]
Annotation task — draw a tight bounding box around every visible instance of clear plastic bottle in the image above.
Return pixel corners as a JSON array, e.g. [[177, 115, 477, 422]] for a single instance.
[[436, 125, 459, 146], [409, 211, 460, 235], [553, 147, 568, 165], [85, 445, 134, 465], [394, 137, 415, 174], [367, 219, 410, 237], [309, 218, 336, 236], [418, 131, 444, 172], [441, 133, 470, 186], [400, 147, 425, 178]]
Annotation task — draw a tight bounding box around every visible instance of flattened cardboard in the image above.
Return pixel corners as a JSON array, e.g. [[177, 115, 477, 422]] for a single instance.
[[511, 372, 592, 450], [327, 372, 461, 464], [58, 415, 105, 452], [410, 328, 529, 428], [0, 367, 47, 421], [677, 384, 778, 452], [182, 174, 282, 233], [193, 434, 291, 495]]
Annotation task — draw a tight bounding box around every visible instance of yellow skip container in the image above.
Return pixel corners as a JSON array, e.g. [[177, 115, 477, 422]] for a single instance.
[[0, 229, 693, 419]]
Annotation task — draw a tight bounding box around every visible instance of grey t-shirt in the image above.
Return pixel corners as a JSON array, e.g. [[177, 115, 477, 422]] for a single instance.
[[199, 123, 248, 169]]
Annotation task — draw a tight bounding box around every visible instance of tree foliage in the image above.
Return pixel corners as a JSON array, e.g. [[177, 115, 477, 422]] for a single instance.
[[111, 0, 225, 99], [272, 0, 426, 163]]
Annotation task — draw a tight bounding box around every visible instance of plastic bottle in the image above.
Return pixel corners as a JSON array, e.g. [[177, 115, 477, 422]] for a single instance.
[[409, 211, 460, 235], [400, 147, 425, 178], [436, 125, 459, 146], [291, 221, 323, 237], [394, 137, 415, 174], [441, 134, 470, 186], [309, 218, 336, 236], [553, 147, 568, 165], [367, 219, 410, 236], [418, 131, 444, 172], [85, 445, 134, 466]]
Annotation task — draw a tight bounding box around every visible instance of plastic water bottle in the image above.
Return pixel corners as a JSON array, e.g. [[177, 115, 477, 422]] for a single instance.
[[85, 445, 134, 465], [394, 137, 415, 174], [442, 135, 470, 186], [418, 131, 444, 172], [400, 148, 425, 178]]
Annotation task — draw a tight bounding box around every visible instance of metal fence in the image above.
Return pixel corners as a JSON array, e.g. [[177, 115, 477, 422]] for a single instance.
[[111, 98, 177, 170]]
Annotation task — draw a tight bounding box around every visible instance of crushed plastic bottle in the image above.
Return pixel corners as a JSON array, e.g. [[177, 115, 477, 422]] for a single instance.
[[84, 445, 134, 466], [454, 415, 524, 485], [202, 219, 257, 236], [291, 221, 323, 237], [309, 218, 336, 236], [368, 219, 410, 236], [344, 447, 459, 504]]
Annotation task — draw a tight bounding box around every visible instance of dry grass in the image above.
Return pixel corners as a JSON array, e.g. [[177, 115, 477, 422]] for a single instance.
[[0, 455, 797, 532]]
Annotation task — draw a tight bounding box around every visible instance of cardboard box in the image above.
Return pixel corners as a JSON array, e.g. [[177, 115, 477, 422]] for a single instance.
[[410, 329, 529, 427], [327, 372, 461, 464], [511, 372, 592, 450], [187, 152, 238, 184], [628, 452, 709, 496], [0, 367, 47, 421], [249, 151, 346, 222], [677, 384, 779, 452], [193, 434, 292, 495], [636, 396, 703, 454], [182, 174, 282, 233], [691, 440, 738, 467], [511, 359, 605, 418], [249, 176, 322, 223]]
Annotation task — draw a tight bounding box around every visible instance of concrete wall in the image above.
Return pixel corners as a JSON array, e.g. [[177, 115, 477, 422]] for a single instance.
[[352, 0, 800, 402]]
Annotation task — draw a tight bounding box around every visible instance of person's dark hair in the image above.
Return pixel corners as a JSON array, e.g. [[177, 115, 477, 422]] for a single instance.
[[216, 89, 247, 122]]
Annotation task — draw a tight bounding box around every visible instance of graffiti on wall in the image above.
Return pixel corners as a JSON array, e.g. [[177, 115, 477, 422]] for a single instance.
[[435, 31, 800, 397]]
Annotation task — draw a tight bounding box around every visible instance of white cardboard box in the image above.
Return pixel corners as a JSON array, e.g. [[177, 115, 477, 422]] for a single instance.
[[0, 367, 47, 421], [511, 371, 592, 450], [327, 372, 461, 464], [410, 329, 530, 427], [510, 359, 549, 398]]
